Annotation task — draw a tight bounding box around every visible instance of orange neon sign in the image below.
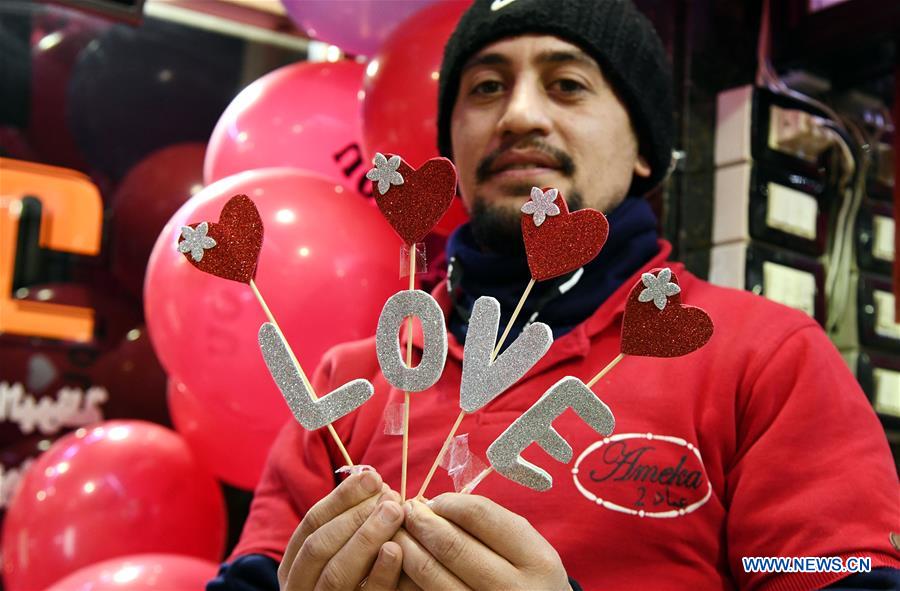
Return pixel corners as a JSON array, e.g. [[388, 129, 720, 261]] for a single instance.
[[0, 158, 102, 342]]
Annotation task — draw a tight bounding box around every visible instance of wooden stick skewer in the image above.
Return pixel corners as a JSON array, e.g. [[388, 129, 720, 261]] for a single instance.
[[587, 353, 626, 388], [416, 411, 465, 499], [416, 278, 536, 499], [401, 245, 417, 501], [492, 278, 535, 358], [250, 278, 354, 467]]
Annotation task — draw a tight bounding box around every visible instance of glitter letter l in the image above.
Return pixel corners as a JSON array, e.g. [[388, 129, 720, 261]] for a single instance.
[[259, 323, 374, 430]]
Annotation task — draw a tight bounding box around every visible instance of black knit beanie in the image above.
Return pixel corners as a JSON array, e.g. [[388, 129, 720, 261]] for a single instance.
[[437, 0, 674, 196]]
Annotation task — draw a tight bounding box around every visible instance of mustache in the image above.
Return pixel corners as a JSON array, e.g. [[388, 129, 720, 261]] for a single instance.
[[475, 140, 576, 184]]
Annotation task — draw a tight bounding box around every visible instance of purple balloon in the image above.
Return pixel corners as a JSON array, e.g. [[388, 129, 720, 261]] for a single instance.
[[281, 0, 439, 57]]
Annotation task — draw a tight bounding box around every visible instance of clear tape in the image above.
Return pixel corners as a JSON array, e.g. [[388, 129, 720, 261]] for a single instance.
[[335, 464, 376, 476], [400, 243, 428, 278], [459, 467, 492, 495], [439, 432, 466, 470], [440, 433, 489, 493], [383, 402, 404, 436]]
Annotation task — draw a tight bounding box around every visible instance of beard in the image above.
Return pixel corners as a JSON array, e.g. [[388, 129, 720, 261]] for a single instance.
[[469, 184, 585, 256], [468, 136, 582, 256]]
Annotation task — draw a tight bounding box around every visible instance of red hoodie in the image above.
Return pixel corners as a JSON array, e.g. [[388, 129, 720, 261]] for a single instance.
[[232, 241, 900, 591]]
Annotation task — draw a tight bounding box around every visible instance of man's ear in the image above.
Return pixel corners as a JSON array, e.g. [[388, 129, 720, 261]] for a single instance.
[[634, 155, 651, 178]]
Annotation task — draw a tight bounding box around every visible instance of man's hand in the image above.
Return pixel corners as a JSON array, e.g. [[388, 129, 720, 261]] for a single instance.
[[395, 493, 571, 590], [278, 471, 406, 591]]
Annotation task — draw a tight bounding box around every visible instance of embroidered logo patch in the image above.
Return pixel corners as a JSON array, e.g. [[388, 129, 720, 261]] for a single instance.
[[572, 433, 711, 518]]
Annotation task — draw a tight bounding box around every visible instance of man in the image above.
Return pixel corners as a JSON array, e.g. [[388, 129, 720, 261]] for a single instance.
[[210, 1, 900, 589]]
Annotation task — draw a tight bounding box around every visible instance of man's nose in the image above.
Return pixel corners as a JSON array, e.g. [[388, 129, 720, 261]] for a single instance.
[[495, 79, 552, 140]]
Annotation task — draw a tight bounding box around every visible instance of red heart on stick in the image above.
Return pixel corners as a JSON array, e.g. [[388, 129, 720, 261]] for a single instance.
[[521, 188, 609, 281], [370, 154, 457, 245], [621, 267, 714, 357], [178, 194, 263, 284]]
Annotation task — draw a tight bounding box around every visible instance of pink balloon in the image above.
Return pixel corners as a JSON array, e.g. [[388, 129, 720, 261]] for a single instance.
[[281, 0, 439, 57], [45, 553, 219, 591], [144, 168, 400, 429], [2, 421, 226, 591], [168, 378, 275, 490], [204, 60, 370, 197]]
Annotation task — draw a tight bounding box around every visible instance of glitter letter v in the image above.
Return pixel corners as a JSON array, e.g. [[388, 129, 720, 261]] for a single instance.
[[460, 296, 552, 413]]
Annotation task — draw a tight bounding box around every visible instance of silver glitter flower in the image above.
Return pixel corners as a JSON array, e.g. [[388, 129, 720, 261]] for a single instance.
[[521, 187, 561, 227], [177, 222, 217, 262], [638, 267, 681, 310], [365, 152, 405, 195]]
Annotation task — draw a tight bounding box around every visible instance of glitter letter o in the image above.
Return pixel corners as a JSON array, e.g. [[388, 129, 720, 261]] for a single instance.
[[375, 290, 447, 392]]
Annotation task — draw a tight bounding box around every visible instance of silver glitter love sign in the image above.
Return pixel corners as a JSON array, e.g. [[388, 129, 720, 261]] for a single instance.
[[487, 376, 615, 491], [460, 296, 553, 412], [375, 290, 447, 392], [259, 323, 374, 430]]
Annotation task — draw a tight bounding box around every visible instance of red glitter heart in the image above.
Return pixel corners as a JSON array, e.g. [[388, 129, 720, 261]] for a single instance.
[[521, 189, 609, 281], [373, 156, 457, 245], [621, 268, 714, 357], [179, 194, 263, 284]]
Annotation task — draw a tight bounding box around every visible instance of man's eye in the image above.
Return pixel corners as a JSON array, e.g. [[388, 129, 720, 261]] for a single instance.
[[471, 80, 504, 95], [552, 79, 587, 94]]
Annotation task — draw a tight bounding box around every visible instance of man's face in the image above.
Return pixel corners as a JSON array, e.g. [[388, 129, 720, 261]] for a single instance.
[[450, 35, 650, 253]]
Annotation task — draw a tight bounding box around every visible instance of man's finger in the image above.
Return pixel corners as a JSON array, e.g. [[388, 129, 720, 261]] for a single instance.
[[316, 498, 404, 590], [397, 573, 424, 591], [285, 491, 385, 590], [426, 493, 550, 566], [393, 529, 470, 591], [364, 541, 404, 591], [301, 472, 384, 540], [280, 472, 385, 585], [402, 499, 512, 589], [397, 572, 422, 591]]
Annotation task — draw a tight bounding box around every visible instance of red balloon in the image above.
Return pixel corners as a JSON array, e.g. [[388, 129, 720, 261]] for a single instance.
[[89, 323, 170, 426], [45, 553, 219, 591], [110, 142, 206, 298], [144, 168, 401, 430], [361, 1, 471, 235], [167, 378, 276, 490], [2, 421, 226, 591], [204, 60, 369, 196]]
